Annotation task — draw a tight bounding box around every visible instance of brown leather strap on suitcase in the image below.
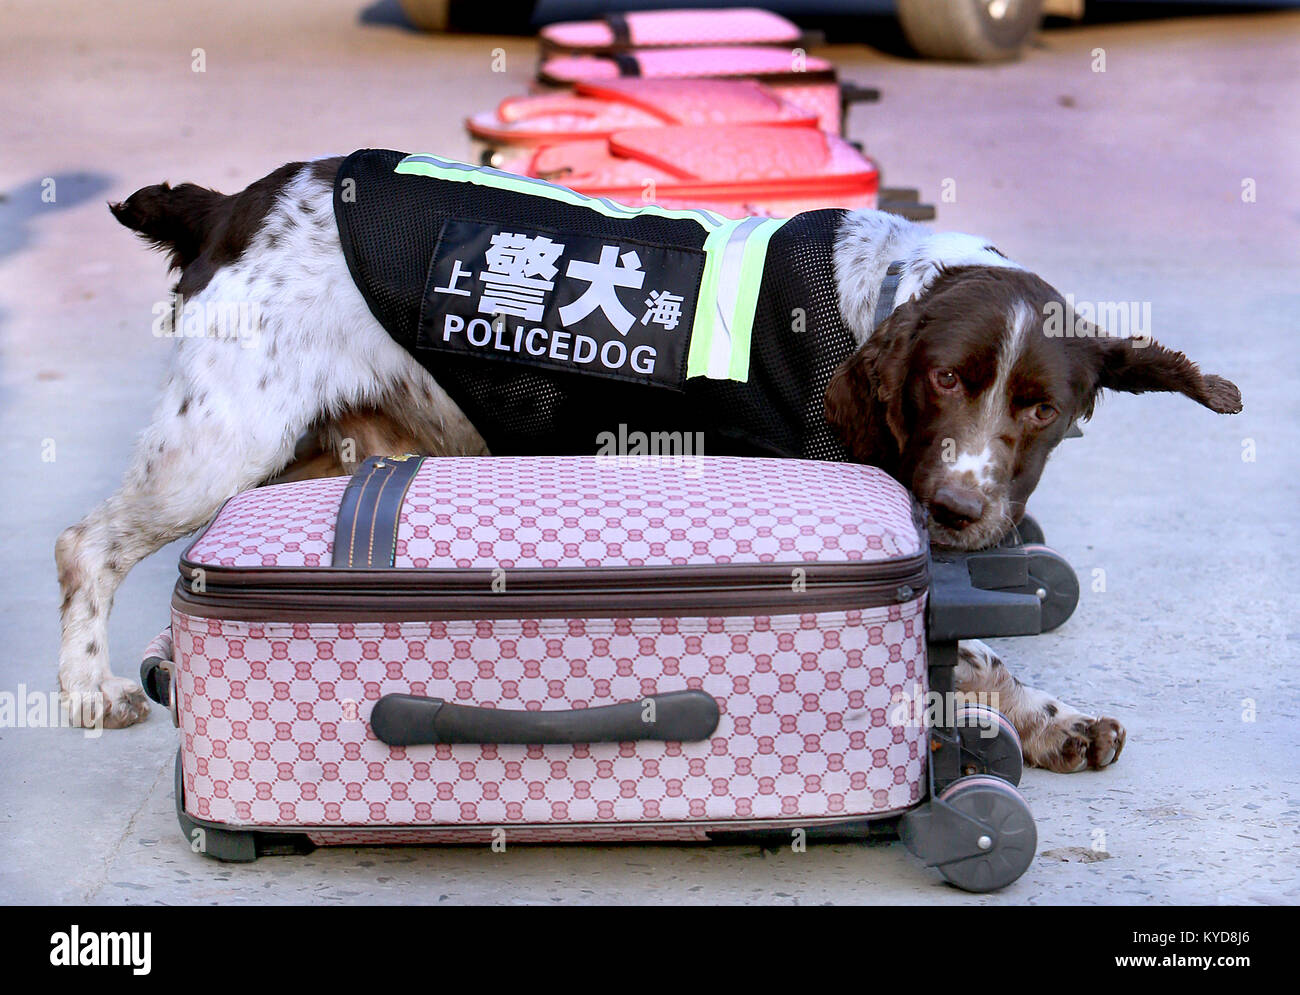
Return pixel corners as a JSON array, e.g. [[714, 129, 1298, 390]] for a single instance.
[[332, 454, 426, 568]]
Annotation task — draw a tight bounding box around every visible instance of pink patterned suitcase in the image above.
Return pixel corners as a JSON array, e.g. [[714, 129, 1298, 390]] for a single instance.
[[141, 455, 1048, 891], [538, 8, 804, 55]]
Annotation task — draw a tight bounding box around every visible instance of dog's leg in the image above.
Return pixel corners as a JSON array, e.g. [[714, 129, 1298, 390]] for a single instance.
[[955, 639, 1125, 772], [56, 360, 481, 728], [59, 157, 490, 729], [55, 364, 311, 728], [269, 402, 487, 485]]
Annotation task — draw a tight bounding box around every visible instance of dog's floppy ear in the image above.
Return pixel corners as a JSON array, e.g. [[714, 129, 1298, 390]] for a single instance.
[[826, 302, 922, 461], [109, 182, 227, 271], [824, 345, 878, 462], [1084, 333, 1243, 417]]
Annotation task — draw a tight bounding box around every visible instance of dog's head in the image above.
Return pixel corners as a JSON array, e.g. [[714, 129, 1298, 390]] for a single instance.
[[826, 266, 1242, 550]]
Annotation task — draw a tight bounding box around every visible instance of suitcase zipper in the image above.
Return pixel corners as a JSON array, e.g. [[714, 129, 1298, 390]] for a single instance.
[[172, 556, 929, 622]]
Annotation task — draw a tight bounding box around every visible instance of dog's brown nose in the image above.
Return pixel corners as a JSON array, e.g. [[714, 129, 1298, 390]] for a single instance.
[[930, 485, 985, 531]]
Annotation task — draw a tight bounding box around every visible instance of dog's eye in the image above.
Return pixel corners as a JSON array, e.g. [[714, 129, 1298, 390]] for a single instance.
[[930, 368, 960, 393], [1027, 403, 1058, 426]]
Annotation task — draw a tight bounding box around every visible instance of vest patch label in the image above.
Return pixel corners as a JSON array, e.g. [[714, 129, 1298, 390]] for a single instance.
[[417, 219, 705, 390]]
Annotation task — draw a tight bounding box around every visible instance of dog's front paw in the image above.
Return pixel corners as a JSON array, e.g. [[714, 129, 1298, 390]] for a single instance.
[[61, 677, 151, 729], [1025, 714, 1125, 773]]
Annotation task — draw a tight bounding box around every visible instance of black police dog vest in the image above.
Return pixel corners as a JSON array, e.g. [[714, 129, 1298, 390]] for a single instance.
[[334, 148, 855, 461]]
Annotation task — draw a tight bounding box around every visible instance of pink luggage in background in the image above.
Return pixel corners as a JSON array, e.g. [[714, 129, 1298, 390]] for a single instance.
[[497, 123, 879, 216], [467, 78, 817, 148], [539, 7, 803, 53], [507, 5, 928, 215], [537, 46, 847, 133]]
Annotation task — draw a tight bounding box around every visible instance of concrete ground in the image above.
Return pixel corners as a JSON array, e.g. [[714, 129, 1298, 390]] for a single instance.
[[1, 1, 1297, 905]]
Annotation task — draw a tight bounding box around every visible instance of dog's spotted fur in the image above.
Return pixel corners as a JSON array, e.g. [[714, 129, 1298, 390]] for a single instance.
[[57, 157, 1241, 774], [957, 640, 1124, 772]]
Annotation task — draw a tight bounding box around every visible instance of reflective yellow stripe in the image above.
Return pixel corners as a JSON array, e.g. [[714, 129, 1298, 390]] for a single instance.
[[686, 218, 748, 379], [688, 217, 789, 382], [727, 218, 787, 381]]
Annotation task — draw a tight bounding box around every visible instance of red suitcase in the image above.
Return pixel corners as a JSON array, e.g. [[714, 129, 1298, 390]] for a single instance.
[[142, 455, 1055, 891], [466, 78, 818, 149], [495, 123, 879, 217], [537, 46, 848, 134]]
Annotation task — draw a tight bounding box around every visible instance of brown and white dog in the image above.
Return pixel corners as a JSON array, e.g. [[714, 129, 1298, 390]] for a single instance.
[[56, 156, 1242, 774]]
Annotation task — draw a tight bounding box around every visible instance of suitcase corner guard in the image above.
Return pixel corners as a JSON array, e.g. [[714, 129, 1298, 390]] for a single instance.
[[140, 626, 179, 727], [370, 690, 721, 747]]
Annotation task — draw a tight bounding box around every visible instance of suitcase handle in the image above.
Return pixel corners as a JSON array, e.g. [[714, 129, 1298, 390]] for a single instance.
[[370, 690, 720, 747]]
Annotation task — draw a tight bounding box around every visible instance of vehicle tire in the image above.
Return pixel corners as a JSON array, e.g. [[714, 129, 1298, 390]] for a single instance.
[[896, 0, 1044, 62], [399, 0, 451, 32], [935, 776, 1037, 892]]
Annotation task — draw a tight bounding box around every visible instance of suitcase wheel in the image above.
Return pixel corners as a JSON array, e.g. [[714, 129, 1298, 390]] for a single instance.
[[1012, 513, 1046, 546], [995, 513, 1042, 548], [955, 703, 1023, 786], [934, 776, 1037, 893], [173, 752, 314, 862], [983, 536, 1078, 628], [1020, 545, 1080, 632]]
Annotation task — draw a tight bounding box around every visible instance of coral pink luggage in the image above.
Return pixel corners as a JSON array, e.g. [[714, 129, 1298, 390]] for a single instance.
[[496, 124, 879, 216], [142, 455, 1065, 890], [539, 8, 803, 54], [467, 78, 817, 148], [537, 46, 849, 133]]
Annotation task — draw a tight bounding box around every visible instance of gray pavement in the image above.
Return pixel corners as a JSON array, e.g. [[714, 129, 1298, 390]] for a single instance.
[[1, 1, 1297, 904]]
